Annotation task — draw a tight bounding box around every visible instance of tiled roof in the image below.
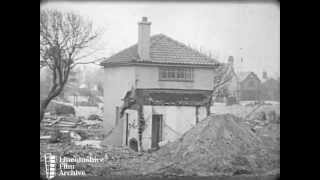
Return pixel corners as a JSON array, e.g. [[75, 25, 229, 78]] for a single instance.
[[237, 72, 260, 82], [101, 34, 219, 66]]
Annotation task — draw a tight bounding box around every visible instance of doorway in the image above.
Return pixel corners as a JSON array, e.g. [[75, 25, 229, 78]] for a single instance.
[[125, 113, 129, 146], [151, 114, 163, 149]]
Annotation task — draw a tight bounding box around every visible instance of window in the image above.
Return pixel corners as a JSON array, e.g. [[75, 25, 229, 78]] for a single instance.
[[159, 67, 193, 81]]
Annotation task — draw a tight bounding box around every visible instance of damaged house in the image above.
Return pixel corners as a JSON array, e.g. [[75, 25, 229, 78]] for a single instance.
[[100, 17, 222, 150]]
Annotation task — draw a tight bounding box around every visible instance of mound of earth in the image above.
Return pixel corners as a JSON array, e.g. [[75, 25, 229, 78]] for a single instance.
[[128, 114, 279, 176]]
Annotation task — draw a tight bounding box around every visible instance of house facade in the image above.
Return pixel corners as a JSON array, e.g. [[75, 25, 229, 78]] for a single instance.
[[260, 72, 280, 101], [120, 89, 210, 150], [100, 17, 221, 150], [237, 72, 261, 101]]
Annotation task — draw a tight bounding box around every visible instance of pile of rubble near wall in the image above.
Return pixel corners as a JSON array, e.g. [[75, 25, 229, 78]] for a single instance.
[[129, 114, 279, 177], [40, 114, 105, 149], [41, 115, 103, 129]]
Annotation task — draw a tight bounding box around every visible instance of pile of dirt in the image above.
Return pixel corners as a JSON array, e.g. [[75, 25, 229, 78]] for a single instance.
[[130, 114, 279, 176], [256, 123, 280, 152]]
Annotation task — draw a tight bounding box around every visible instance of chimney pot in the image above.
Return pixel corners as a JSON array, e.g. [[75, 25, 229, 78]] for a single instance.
[[142, 17, 148, 22]]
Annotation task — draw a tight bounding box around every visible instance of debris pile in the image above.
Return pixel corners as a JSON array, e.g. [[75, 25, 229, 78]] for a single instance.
[[241, 105, 280, 148], [78, 119, 103, 129], [126, 114, 279, 176], [88, 114, 103, 121], [41, 115, 79, 128], [40, 113, 104, 146], [41, 114, 103, 129], [212, 102, 279, 120]]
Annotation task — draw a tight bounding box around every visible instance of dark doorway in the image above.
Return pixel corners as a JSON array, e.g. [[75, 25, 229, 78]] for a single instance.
[[151, 114, 163, 149], [125, 113, 129, 146]]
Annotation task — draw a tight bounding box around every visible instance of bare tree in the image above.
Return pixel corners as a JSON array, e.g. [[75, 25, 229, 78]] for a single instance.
[[206, 63, 234, 116], [40, 9, 102, 122]]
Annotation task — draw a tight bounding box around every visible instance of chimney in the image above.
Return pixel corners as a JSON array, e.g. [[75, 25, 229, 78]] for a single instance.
[[228, 56, 234, 66], [263, 71, 268, 79], [138, 17, 151, 61]]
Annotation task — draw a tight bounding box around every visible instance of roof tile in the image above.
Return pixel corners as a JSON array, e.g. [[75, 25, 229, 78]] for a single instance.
[[101, 34, 219, 66]]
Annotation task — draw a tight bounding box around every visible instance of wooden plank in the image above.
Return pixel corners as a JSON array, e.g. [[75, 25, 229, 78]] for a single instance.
[[42, 119, 55, 123], [57, 121, 77, 125], [56, 124, 76, 127], [41, 127, 104, 132], [49, 117, 63, 126], [40, 136, 52, 140]]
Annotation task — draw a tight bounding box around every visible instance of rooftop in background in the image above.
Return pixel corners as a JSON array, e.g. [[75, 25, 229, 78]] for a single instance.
[[237, 72, 252, 82], [236, 71, 263, 83], [100, 34, 219, 67]]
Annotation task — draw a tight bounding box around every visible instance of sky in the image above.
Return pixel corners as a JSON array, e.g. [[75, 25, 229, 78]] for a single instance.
[[41, 1, 280, 79]]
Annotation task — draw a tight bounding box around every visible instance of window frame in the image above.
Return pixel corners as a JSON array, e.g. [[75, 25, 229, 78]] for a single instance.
[[159, 67, 194, 82]]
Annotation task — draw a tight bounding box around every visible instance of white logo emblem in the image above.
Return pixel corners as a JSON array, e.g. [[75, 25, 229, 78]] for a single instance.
[[44, 153, 57, 179]]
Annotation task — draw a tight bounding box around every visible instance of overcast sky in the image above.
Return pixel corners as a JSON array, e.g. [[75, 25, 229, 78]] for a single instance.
[[41, 2, 280, 79]]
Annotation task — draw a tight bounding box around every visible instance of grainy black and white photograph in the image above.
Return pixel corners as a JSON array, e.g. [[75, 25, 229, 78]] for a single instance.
[[40, 1, 280, 180]]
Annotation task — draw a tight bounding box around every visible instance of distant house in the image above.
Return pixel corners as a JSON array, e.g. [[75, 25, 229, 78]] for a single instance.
[[260, 72, 280, 102], [237, 72, 261, 101], [100, 17, 222, 150]]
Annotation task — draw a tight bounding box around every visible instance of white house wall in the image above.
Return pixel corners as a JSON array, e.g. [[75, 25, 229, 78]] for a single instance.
[[198, 106, 207, 122], [141, 106, 153, 150], [135, 66, 215, 90], [123, 105, 208, 150], [122, 109, 139, 147], [103, 66, 136, 132], [142, 105, 206, 149]]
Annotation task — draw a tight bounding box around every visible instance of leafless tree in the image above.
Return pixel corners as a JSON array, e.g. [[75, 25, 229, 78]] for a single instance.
[[206, 63, 234, 116], [40, 9, 103, 122]]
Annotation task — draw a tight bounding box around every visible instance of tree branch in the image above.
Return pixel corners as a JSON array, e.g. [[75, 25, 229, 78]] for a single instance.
[[71, 57, 105, 68], [40, 9, 102, 122]]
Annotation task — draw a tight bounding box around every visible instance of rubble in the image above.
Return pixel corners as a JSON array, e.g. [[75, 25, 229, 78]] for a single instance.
[[41, 114, 103, 129], [70, 131, 82, 141], [122, 114, 279, 177], [74, 140, 102, 149], [88, 114, 103, 121], [41, 115, 79, 128], [40, 104, 279, 178]]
